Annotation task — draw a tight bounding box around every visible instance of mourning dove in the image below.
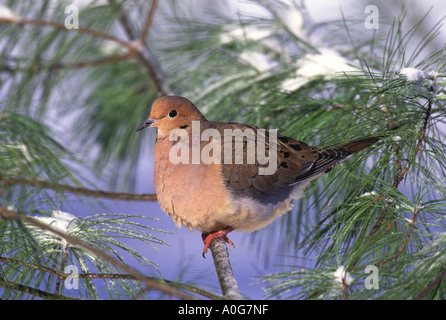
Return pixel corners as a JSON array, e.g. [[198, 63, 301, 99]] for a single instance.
[[137, 96, 379, 256]]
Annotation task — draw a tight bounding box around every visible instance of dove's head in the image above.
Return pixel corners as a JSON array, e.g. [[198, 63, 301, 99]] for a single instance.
[[137, 96, 206, 137]]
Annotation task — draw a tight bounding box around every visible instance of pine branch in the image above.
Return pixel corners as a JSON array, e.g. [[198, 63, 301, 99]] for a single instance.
[[0, 176, 157, 201], [54, 241, 69, 294], [414, 268, 446, 300], [1, 280, 81, 300], [0, 256, 223, 300], [0, 205, 194, 300], [376, 208, 419, 266], [47, 53, 133, 70], [1, 53, 133, 72], [0, 256, 64, 277]]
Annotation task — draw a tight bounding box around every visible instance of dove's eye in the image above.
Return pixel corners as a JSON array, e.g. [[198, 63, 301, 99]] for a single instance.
[[168, 110, 177, 118]]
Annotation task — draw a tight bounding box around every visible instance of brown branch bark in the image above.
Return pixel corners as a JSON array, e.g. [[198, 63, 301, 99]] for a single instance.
[[140, 0, 158, 43], [0, 256, 222, 300], [1, 176, 157, 201], [55, 242, 69, 294], [2, 280, 81, 300], [209, 238, 244, 299], [0, 256, 64, 277], [396, 100, 432, 184], [376, 209, 419, 266]]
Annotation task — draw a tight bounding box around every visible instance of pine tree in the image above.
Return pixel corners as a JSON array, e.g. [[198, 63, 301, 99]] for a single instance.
[[0, 0, 445, 300]]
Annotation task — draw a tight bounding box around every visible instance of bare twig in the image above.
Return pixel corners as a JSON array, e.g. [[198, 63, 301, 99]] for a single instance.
[[133, 46, 172, 95], [209, 238, 243, 299], [0, 53, 133, 72], [2, 280, 81, 300], [109, 0, 137, 39], [81, 273, 221, 299], [393, 140, 403, 188], [55, 241, 69, 294], [0, 256, 64, 277], [0, 17, 131, 50], [141, 0, 158, 43], [1, 176, 157, 201], [48, 53, 133, 70]]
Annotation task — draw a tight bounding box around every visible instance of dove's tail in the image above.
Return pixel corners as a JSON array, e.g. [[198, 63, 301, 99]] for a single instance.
[[340, 137, 380, 154]]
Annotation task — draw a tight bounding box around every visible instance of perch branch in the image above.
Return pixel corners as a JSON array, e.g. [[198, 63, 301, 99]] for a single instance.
[[209, 237, 243, 299], [349, 94, 433, 273]]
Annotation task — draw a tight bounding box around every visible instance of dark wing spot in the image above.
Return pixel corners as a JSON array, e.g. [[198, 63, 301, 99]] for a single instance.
[[280, 161, 289, 168], [278, 136, 289, 143], [290, 144, 302, 151], [282, 151, 290, 158], [180, 125, 189, 129]]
